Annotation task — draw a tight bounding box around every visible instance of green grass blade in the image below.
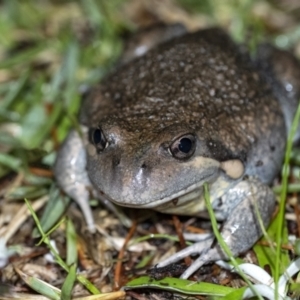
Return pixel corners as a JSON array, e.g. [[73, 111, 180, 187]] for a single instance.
[[0, 153, 22, 171], [125, 275, 234, 296], [0, 44, 47, 69], [16, 267, 61, 300], [275, 102, 300, 299], [1, 70, 29, 109], [61, 264, 76, 300], [32, 185, 71, 237], [254, 212, 290, 275], [203, 183, 264, 300], [66, 219, 77, 266]]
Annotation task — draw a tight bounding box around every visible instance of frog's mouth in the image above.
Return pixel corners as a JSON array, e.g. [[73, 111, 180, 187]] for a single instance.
[[133, 181, 207, 215], [100, 179, 209, 216]]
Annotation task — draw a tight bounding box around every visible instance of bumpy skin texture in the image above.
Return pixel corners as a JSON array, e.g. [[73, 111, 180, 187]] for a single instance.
[[80, 29, 285, 205], [54, 27, 300, 278]]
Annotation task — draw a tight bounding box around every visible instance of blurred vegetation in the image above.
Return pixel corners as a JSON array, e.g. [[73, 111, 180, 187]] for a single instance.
[[0, 0, 300, 180], [0, 0, 300, 298]]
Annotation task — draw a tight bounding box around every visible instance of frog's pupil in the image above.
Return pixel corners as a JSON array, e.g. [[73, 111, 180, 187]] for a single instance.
[[93, 129, 102, 144], [178, 138, 192, 153]]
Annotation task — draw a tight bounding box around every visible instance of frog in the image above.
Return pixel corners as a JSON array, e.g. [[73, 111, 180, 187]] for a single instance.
[[54, 26, 300, 279]]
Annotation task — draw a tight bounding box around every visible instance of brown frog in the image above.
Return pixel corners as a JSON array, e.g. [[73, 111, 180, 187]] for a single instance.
[[54, 27, 300, 278]]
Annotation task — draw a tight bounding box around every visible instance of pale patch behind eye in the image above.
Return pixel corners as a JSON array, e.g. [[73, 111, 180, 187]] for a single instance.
[[220, 159, 244, 179]]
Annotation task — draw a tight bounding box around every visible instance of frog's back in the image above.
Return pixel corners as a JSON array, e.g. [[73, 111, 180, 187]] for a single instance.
[[82, 28, 286, 184]]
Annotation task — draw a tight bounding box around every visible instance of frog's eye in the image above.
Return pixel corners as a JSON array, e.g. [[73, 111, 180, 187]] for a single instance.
[[89, 128, 107, 151], [169, 134, 196, 159]]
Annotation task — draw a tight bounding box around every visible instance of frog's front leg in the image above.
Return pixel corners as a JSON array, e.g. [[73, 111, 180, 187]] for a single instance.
[[54, 128, 132, 231], [156, 178, 276, 279], [54, 128, 97, 232]]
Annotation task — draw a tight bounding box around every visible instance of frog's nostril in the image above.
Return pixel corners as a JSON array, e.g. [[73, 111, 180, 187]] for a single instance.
[[113, 157, 120, 167], [141, 163, 147, 169]]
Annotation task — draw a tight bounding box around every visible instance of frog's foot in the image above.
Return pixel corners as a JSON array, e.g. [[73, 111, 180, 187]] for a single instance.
[[156, 236, 214, 267], [156, 179, 276, 279]]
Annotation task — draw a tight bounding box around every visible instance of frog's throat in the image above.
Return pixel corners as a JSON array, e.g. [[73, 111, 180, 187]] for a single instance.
[[134, 179, 208, 210], [152, 186, 207, 215]]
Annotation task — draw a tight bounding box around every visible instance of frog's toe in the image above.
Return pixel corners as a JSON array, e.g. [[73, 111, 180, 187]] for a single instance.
[[156, 237, 214, 268], [180, 248, 224, 279]]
